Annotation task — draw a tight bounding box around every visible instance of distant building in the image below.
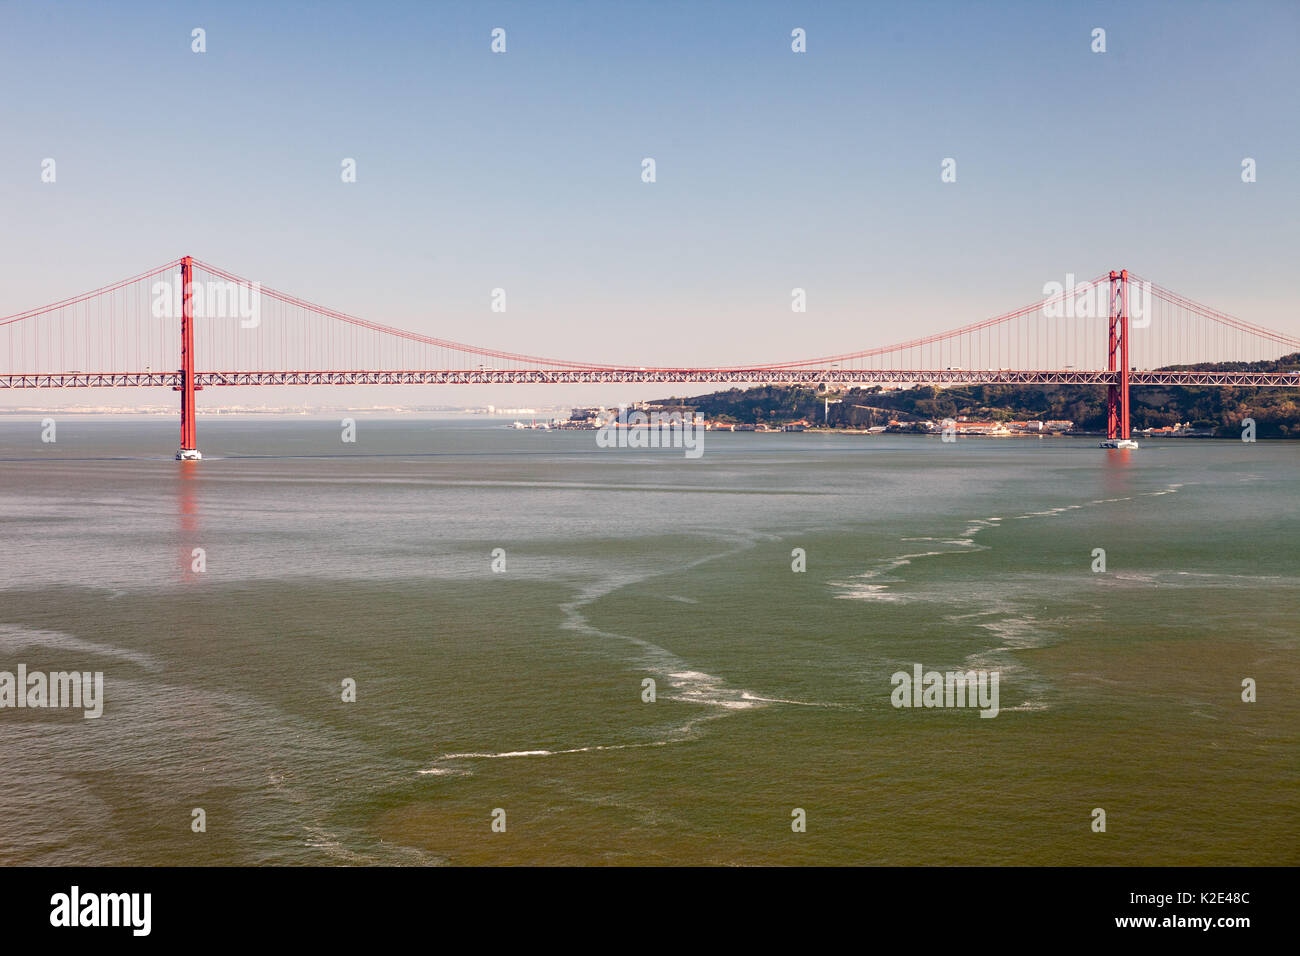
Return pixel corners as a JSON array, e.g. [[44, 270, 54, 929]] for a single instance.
[[953, 421, 1010, 436], [1136, 422, 1192, 437], [646, 404, 697, 419]]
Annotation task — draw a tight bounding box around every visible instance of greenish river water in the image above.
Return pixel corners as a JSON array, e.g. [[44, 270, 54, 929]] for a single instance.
[[0, 417, 1295, 865]]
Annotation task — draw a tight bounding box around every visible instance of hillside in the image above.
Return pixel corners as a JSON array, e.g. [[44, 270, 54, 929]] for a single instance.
[[655, 354, 1300, 437]]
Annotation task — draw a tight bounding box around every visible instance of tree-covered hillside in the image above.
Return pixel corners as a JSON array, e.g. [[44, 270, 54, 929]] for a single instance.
[[656, 354, 1300, 437]]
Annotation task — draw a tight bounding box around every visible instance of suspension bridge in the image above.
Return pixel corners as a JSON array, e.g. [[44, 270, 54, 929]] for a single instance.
[[2, 257, 1297, 459]]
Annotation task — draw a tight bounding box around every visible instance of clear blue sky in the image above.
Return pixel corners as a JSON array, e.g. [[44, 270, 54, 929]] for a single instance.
[[2, 0, 1296, 407]]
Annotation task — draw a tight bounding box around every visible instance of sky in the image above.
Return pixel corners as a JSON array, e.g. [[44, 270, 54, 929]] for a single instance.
[[1, 0, 1297, 409]]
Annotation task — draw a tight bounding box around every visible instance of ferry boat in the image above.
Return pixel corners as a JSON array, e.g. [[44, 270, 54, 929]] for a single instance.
[[1098, 438, 1139, 450]]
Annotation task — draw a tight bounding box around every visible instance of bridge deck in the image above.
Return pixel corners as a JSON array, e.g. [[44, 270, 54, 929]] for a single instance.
[[2, 369, 1298, 388]]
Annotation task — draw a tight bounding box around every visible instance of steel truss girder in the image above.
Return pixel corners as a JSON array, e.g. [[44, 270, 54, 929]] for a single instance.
[[3, 369, 1299, 388]]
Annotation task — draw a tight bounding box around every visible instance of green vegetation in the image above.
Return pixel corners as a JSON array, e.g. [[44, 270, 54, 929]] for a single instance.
[[656, 354, 1300, 437]]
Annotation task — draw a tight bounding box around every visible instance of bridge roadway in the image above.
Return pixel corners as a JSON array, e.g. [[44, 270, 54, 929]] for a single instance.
[[3, 369, 1299, 388]]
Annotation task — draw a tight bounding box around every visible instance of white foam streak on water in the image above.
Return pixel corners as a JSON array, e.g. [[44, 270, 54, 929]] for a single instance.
[[831, 484, 1188, 713], [0, 623, 163, 672], [836, 484, 1184, 602], [421, 714, 731, 771], [421, 531, 811, 774]]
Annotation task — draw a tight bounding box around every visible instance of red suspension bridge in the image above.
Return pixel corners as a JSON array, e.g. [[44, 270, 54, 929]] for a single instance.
[[2, 257, 1298, 459]]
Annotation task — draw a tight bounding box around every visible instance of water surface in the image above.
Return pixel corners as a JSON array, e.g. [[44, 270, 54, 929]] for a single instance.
[[0, 417, 1295, 865]]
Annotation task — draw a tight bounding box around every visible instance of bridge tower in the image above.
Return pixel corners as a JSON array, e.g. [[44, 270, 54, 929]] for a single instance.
[[174, 256, 202, 460], [1106, 269, 1130, 440]]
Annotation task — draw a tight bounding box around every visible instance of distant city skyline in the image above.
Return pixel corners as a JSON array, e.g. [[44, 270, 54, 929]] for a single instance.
[[2, 0, 1297, 408]]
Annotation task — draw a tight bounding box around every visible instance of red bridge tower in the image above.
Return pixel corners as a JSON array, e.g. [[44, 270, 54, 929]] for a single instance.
[[1106, 269, 1131, 441], [174, 256, 202, 460]]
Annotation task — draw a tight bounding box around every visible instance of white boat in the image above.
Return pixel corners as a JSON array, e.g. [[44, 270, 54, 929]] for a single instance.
[[175, 448, 202, 460], [1099, 439, 1139, 450]]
